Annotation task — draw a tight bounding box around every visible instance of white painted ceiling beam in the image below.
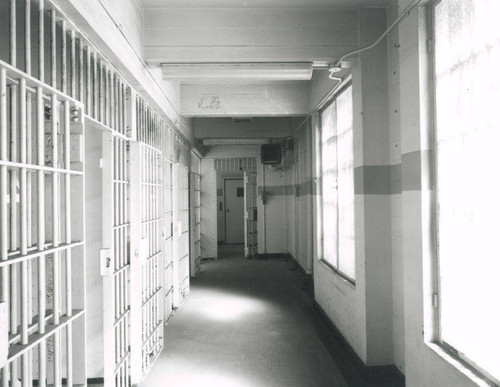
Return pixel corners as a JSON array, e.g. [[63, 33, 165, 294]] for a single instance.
[[144, 8, 358, 64], [181, 82, 310, 117], [202, 138, 271, 145], [194, 117, 301, 138]]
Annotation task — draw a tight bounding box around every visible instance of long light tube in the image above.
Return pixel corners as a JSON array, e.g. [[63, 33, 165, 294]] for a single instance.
[[162, 62, 314, 81]]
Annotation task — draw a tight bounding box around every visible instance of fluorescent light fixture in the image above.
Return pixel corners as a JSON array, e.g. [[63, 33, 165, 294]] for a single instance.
[[202, 138, 271, 146], [162, 62, 314, 81]]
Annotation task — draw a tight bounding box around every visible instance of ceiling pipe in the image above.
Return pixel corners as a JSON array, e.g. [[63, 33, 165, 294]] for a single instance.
[[292, 0, 424, 131], [331, 0, 423, 72]]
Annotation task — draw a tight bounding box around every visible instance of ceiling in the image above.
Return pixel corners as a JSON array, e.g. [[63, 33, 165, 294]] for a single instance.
[[142, 0, 388, 8]]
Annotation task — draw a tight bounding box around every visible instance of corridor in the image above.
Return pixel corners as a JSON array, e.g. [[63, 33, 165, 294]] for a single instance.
[[142, 252, 346, 387], [1, 1, 498, 386], [142, 250, 402, 387]]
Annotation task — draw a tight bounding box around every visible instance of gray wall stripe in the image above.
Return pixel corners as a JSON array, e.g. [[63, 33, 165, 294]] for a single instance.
[[258, 151, 434, 197], [391, 164, 402, 194], [401, 150, 434, 192], [258, 181, 314, 196], [354, 165, 394, 195], [258, 186, 284, 196]]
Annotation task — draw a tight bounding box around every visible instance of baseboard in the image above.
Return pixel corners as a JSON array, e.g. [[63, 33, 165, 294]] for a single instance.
[[286, 253, 314, 297], [312, 300, 405, 387], [286, 253, 306, 274], [88, 378, 105, 386], [33, 378, 104, 386]]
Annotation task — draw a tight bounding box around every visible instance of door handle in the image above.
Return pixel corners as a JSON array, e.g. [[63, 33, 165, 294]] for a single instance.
[[227, 209, 230, 212]]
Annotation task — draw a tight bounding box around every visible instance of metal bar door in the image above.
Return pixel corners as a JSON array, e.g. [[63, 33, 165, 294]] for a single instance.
[[163, 159, 174, 321], [244, 170, 257, 258], [0, 60, 87, 387], [190, 160, 201, 277], [171, 163, 180, 308], [177, 165, 190, 299], [130, 142, 164, 383], [102, 131, 131, 387]]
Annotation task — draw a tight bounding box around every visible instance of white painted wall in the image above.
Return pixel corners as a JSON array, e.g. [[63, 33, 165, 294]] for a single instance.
[[387, 1, 405, 374], [312, 8, 395, 366], [308, 2, 490, 385], [201, 159, 218, 258], [258, 164, 286, 254], [97, 0, 143, 56], [284, 161, 296, 258], [283, 123, 313, 274]]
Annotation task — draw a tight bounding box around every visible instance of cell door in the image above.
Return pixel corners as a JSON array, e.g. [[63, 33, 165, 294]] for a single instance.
[[177, 165, 190, 299], [244, 171, 257, 257], [224, 179, 245, 244], [163, 159, 174, 321], [101, 131, 131, 387], [190, 153, 201, 276], [0, 70, 86, 386], [136, 143, 164, 377]]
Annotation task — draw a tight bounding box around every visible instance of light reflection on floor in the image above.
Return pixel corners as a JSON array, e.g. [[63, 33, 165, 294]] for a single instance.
[[141, 252, 351, 387], [198, 291, 269, 321], [143, 370, 255, 387], [140, 287, 272, 387]]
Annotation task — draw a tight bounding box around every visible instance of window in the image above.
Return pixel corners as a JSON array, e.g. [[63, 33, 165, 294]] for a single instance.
[[320, 85, 355, 281], [433, 0, 500, 383]]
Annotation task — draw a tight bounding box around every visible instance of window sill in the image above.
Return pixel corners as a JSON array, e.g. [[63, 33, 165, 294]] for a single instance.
[[426, 342, 498, 387], [318, 259, 356, 289]]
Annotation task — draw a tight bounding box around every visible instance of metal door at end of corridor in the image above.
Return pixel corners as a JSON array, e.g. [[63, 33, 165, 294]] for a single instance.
[[224, 179, 245, 244]]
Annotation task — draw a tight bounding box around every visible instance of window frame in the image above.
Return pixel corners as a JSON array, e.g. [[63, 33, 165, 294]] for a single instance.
[[318, 82, 356, 285], [429, 1, 500, 385]]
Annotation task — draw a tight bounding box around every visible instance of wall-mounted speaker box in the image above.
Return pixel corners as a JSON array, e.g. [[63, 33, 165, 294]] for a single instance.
[[261, 143, 282, 165]]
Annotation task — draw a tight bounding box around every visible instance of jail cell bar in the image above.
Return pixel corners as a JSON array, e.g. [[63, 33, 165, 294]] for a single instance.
[[177, 166, 190, 298], [163, 159, 174, 322], [102, 131, 131, 387], [245, 170, 258, 258], [132, 99, 165, 380], [190, 153, 201, 277], [0, 61, 86, 386], [0, 0, 133, 137]]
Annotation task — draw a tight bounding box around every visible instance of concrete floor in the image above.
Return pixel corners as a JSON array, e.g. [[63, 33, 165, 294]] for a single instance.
[[141, 249, 352, 387]]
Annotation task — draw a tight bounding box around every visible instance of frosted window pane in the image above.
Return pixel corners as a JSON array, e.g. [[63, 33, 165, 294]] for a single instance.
[[321, 101, 338, 268], [320, 85, 355, 280], [336, 87, 355, 280], [435, 0, 500, 381]]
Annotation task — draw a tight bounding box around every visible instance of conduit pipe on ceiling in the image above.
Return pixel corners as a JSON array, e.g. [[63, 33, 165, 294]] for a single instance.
[[295, 0, 423, 134], [330, 0, 423, 74]]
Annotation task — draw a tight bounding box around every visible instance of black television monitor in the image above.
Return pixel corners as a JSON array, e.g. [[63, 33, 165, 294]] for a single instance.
[[261, 143, 282, 165]]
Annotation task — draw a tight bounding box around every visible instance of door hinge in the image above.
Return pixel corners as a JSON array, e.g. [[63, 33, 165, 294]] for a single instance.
[[427, 38, 434, 54], [100, 248, 113, 276], [432, 293, 439, 308]]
